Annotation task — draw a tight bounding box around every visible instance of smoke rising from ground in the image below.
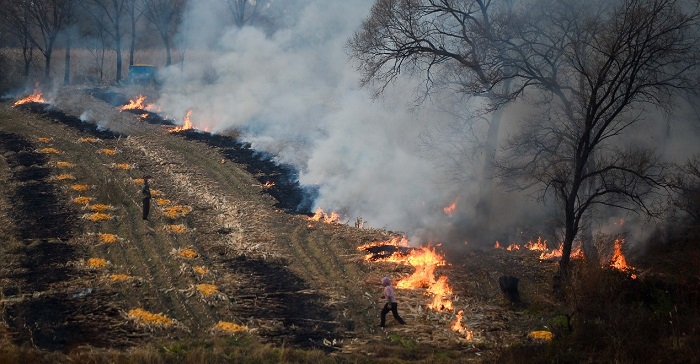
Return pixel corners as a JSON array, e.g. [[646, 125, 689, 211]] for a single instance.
[[153, 0, 700, 248], [154, 0, 497, 245]]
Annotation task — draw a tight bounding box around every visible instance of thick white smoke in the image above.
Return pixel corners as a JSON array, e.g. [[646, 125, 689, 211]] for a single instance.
[[153, 0, 548, 245]]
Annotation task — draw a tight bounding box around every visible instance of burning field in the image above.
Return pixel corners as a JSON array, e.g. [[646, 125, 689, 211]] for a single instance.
[[0, 87, 698, 363]]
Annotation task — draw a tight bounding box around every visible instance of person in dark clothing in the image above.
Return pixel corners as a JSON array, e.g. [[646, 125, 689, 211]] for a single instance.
[[379, 276, 406, 327], [142, 175, 151, 220]]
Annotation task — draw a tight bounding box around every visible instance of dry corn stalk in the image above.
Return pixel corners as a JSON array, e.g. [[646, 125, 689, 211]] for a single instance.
[[164, 224, 187, 234], [212, 321, 247, 334], [90, 204, 113, 212], [127, 308, 173, 327], [113, 163, 132, 170], [73, 196, 94, 205], [84, 212, 114, 221], [86, 257, 109, 268], [56, 173, 75, 180], [99, 233, 119, 243], [163, 205, 192, 219], [71, 184, 91, 192], [193, 266, 210, 275], [38, 147, 60, 154], [173, 247, 198, 259], [196, 284, 219, 296], [56, 161, 75, 168], [109, 274, 132, 282], [100, 148, 117, 156]]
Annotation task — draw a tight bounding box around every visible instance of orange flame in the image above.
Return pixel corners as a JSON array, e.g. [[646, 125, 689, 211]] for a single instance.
[[443, 200, 457, 217], [426, 275, 453, 311], [451, 310, 474, 341], [610, 239, 634, 274], [494, 241, 502, 249], [525, 237, 548, 251], [13, 85, 45, 106], [120, 95, 157, 112], [169, 109, 194, 133], [309, 208, 340, 224], [506, 244, 521, 251]]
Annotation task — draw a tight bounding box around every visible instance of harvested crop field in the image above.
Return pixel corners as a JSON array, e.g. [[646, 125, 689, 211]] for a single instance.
[[1, 86, 696, 363]]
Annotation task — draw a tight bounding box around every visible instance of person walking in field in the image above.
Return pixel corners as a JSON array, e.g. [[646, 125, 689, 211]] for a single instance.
[[142, 175, 151, 220], [379, 276, 406, 328]]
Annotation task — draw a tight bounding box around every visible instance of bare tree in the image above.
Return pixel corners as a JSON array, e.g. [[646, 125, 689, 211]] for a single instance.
[[496, 0, 700, 271], [126, 0, 145, 66], [227, 0, 264, 28], [83, 0, 128, 82], [348, 0, 516, 236], [62, 0, 78, 85], [0, 0, 35, 84], [143, 0, 185, 66], [27, 0, 74, 82]]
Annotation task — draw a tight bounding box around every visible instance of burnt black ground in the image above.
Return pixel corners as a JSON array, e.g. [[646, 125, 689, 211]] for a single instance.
[[226, 256, 340, 350], [0, 132, 133, 352]]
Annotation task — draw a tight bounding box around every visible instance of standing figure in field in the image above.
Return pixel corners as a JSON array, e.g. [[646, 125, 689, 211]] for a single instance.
[[142, 175, 151, 220], [379, 276, 406, 327]]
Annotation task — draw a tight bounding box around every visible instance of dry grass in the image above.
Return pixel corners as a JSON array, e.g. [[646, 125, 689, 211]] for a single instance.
[[127, 308, 174, 327], [98, 233, 119, 244], [83, 212, 114, 221], [108, 274, 132, 282], [71, 184, 91, 192], [89, 204, 113, 212], [163, 205, 191, 219], [193, 266, 210, 275], [38, 147, 61, 154], [56, 161, 76, 168], [164, 224, 188, 234], [112, 163, 133, 170], [196, 284, 219, 296], [86, 258, 109, 269], [173, 248, 198, 259], [78, 137, 100, 143], [212, 321, 247, 334], [56, 173, 76, 180]]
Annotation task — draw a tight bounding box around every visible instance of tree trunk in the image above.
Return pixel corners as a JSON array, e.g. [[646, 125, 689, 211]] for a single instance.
[[559, 197, 577, 274], [129, 18, 136, 66], [23, 46, 33, 84], [63, 36, 71, 85], [44, 52, 52, 83], [165, 37, 172, 66], [116, 37, 123, 82]]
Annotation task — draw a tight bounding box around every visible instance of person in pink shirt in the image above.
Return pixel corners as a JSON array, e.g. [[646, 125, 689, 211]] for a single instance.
[[379, 276, 406, 327]]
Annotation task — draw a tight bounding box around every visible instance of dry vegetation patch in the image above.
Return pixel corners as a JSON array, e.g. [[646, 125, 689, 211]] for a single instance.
[[70, 184, 91, 192], [38, 147, 60, 154], [56, 161, 76, 168], [83, 212, 114, 221], [163, 205, 192, 218], [127, 308, 174, 328], [173, 247, 198, 259], [164, 224, 188, 234]]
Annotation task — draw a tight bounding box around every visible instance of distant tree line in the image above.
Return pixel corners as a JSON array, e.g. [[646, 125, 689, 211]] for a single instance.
[[0, 0, 291, 86]]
